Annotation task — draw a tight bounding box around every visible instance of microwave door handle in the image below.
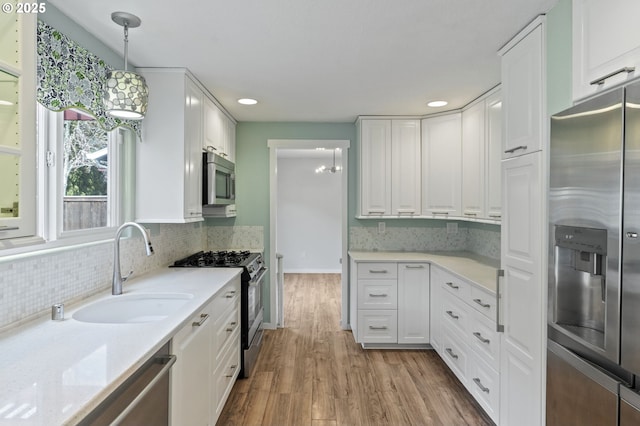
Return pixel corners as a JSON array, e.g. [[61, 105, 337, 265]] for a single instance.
[[230, 173, 236, 200], [207, 162, 216, 204]]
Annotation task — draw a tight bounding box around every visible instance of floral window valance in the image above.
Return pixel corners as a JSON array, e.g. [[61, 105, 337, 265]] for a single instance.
[[36, 20, 141, 137]]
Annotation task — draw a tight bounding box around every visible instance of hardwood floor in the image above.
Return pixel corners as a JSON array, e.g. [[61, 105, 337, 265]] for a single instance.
[[217, 273, 493, 426]]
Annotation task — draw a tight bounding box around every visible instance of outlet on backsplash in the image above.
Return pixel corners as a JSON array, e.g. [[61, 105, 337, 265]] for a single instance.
[[378, 222, 386, 234]]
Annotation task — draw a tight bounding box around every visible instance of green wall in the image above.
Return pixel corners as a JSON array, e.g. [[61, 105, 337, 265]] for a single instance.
[[547, 0, 573, 115]]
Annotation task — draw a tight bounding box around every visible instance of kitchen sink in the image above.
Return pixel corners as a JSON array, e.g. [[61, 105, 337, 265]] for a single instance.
[[73, 293, 194, 324]]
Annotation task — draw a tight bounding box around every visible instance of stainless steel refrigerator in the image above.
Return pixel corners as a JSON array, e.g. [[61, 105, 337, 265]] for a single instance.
[[548, 80, 640, 425]]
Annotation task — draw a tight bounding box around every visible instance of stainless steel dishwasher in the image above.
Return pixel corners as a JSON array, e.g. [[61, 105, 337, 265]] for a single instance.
[[78, 342, 176, 426]]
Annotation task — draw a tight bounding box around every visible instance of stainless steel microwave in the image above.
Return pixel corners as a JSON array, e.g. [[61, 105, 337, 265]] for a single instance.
[[203, 151, 235, 206]]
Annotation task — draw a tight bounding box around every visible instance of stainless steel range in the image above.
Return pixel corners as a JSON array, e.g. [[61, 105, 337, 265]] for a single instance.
[[171, 250, 266, 378]]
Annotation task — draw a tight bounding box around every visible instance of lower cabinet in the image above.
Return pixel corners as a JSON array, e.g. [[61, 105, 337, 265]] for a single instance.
[[431, 265, 500, 424], [171, 276, 241, 425], [351, 260, 430, 347]]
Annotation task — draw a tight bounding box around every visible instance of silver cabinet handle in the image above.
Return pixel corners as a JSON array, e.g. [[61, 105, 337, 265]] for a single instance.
[[445, 348, 459, 360], [504, 145, 528, 154], [369, 325, 388, 330], [446, 282, 459, 290], [446, 310, 459, 320], [473, 298, 491, 309], [225, 290, 237, 298], [226, 321, 238, 332], [368, 293, 388, 297], [225, 364, 238, 378], [432, 211, 449, 216], [473, 377, 490, 394], [192, 313, 209, 327], [464, 212, 477, 216], [627, 232, 638, 239], [0, 226, 19, 231], [489, 214, 501, 219], [473, 332, 490, 344], [368, 269, 388, 274], [367, 209, 386, 215], [496, 269, 504, 332], [405, 265, 425, 269], [590, 66, 635, 86], [111, 355, 177, 425]]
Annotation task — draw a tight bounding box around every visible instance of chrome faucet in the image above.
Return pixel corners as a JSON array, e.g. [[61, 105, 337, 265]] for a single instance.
[[112, 222, 154, 295]]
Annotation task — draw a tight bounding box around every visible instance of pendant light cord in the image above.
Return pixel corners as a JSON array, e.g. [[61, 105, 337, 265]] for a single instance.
[[123, 22, 129, 71]]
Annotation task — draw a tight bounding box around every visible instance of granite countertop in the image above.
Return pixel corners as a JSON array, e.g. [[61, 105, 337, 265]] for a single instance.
[[0, 267, 241, 426], [348, 250, 500, 293]]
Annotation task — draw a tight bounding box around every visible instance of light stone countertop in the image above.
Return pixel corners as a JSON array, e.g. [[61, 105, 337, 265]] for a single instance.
[[348, 250, 500, 293], [0, 267, 241, 426]]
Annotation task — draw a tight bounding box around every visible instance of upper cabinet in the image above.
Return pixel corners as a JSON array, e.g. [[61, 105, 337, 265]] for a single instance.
[[485, 90, 503, 220], [499, 20, 544, 158], [358, 118, 421, 217], [461, 101, 485, 218], [204, 97, 236, 162], [136, 69, 205, 223], [422, 113, 462, 217], [573, 0, 640, 101]]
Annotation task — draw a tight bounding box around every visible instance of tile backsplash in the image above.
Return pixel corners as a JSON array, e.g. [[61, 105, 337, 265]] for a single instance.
[[0, 223, 204, 331], [206, 226, 264, 251], [349, 224, 500, 260]]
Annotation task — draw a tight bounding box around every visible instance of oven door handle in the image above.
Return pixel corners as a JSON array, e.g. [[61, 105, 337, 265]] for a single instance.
[[249, 267, 268, 286]]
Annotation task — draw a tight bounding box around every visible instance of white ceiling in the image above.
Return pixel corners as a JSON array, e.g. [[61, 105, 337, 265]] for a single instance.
[[49, 0, 559, 123]]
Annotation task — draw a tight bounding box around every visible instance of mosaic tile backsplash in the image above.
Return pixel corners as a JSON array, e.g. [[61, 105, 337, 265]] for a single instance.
[[0, 223, 205, 331], [349, 225, 501, 260], [206, 226, 264, 251]]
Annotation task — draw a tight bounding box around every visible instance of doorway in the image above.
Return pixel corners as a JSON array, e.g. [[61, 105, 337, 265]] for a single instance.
[[268, 139, 350, 329]]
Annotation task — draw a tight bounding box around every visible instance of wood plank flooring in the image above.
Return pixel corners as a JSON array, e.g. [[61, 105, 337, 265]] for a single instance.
[[217, 273, 493, 426]]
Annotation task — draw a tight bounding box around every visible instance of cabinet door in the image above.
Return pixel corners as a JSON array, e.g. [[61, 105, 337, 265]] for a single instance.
[[171, 308, 212, 426], [573, 0, 640, 101], [391, 120, 421, 216], [485, 90, 502, 220], [500, 152, 544, 426], [501, 21, 544, 158], [185, 78, 203, 219], [461, 101, 486, 218], [421, 113, 462, 217], [397, 263, 430, 344], [360, 120, 392, 216], [203, 97, 224, 154]]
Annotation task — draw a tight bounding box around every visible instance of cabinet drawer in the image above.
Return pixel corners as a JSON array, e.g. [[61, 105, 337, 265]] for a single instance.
[[441, 331, 469, 384], [440, 290, 470, 338], [358, 263, 398, 279], [213, 305, 240, 362], [469, 285, 496, 320], [439, 272, 471, 300], [357, 310, 398, 343], [211, 277, 241, 313], [212, 329, 241, 419], [468, 355, 499, 424], [468, 309, 500, 371], [358, 279, 397, 309]]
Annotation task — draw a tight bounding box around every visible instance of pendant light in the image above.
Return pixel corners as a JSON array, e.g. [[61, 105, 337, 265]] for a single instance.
[[103, 12, 149, 120], [315, 148, 342, 174]]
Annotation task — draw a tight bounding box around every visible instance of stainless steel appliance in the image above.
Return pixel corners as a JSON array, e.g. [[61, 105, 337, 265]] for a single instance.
[[547, 80, 640, 424], [203, 150, 235, 206], [171, 250, 266, 378]]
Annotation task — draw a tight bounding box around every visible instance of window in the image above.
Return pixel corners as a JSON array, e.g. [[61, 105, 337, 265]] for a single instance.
[[39, 105, 129, 242]]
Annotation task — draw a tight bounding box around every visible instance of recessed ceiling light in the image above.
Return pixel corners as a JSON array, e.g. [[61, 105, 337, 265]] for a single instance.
[[238, 98, 258, 105], [0, 100, 14, 106], [427, 100, 448, 107]]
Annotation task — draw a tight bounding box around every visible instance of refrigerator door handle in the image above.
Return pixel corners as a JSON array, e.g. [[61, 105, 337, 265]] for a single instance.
[[496, 269, 504, 332]]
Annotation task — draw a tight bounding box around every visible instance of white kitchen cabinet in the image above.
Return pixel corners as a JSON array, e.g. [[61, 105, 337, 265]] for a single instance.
[[358, 118, 421, 217], [485, 90, 503, 220], [461, 101, 485, 218], [421, 113, 462, 217], [135, 68, 204, 223], [359, 119, 392, 216], [573, 0, 640, 101], [431, 265, 500, 424], [397, 263, 430, 344], [350, 259, 429, 348], [171, 302, 213, 426], [171, 276, 241, 425], [499, 18, 544, 159], [499, 16, 547, 426], [204, 96, 236, 162]]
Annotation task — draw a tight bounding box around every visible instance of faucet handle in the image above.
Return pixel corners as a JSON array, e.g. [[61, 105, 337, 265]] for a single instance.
[[122, 270, 134, 282]]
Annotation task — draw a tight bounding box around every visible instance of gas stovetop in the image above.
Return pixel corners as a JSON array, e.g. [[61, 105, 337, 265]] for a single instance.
[[170, 250, 265, 281]]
